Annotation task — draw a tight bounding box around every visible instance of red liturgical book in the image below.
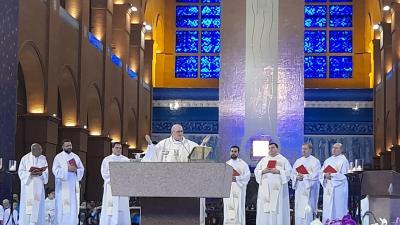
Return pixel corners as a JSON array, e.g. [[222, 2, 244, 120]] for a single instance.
[[68, 158, 77, 167], [323, 165, 337, 173], [296, 165, 309, 174], [232, 169, 240, 176], [29, 166, 47, 172], [266, 160, 277, 169]]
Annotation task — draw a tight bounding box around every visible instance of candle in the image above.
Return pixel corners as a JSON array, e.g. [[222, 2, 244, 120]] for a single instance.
[[0, 158, 3, 170], [356, 165, 362, 171], [9, 160, 17, 172]]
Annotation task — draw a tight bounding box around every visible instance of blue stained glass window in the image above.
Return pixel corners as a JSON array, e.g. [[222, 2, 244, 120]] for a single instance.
[[175, 56, 199, 78], [176, 6, 199, 28], [201, 31, 220, 53], [329, 30, 352, 53], [88, 32, 103, 52], [202, 0, 220, 2], [304, 30, 326, 53], [329, 56, 352, 78], [304, 5, 327, 28], [329, 5, 352, 27], [305, 0, 327, 2], [111, 54, 122, 68], [177, 0, 199, 2], [330, 0, 351, 2], [176, 31, 199, 53], [304, 56, 327, 78], [200, 56, 220, 78], [127, 68, 138, 79], [201, 6, 221, 28]]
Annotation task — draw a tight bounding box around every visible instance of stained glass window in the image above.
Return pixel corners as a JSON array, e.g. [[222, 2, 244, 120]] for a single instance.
[[175, 0, 220, 78], [201, 56, 220, 78], [176, 6, 199, 28], [304, 5, 327, 28], [202, 0, 220, 3], [304, 0, 353, 79], [176, 31, 199, 53], [329, 56, 352, 78], [175, 56, 199, 78], [304, 31, 327, 53], [329, 30, 352, 53], [201, 6, 221, 28], [329, 5, 352, 27], [304, 56, 327, 78], [201, 31, 220, 53]]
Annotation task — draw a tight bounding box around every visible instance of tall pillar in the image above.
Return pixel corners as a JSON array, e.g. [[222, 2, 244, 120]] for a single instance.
[[24, 114, 60, 189], [391, 4, 400, 172], [130, 24, 144, 150], [373, 34, 383, 165], [86, 136, 111, 201], [137, 39, 153, 151], [219, 0, 303, 164], [379, 22, 392, 170], [0, 0, 19, 200]]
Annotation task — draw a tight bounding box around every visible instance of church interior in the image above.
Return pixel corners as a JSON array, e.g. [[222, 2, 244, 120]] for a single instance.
[[0, 0, 400, 224]]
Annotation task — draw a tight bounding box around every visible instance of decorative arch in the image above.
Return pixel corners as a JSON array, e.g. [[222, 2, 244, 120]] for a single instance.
[[87, 83, 103, 135], [18, 41, 46, 113], [58, 66, 78, 126], [109, 97, 122, 142]]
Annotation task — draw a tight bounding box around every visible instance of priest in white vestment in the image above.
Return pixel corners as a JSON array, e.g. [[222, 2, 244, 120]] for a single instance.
[[255, 142, 292, 225], [99, 142, 131, 225], [143, 124, 210, 162], [18, 143, 49, 225], [291, 143, 321, 225], [223, 146, 250, 225], [52, 139, 85, 225], [144, 124, 210, 225], [320, 143, 349, 224]]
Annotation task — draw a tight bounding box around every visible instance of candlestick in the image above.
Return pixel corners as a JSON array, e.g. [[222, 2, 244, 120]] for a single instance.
[[9, 160, 17, 172]]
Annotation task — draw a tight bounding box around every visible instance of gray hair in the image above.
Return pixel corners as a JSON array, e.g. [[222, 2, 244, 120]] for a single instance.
[[171, 124, 183, 133], [31, 143, 41, 151], [333, 142, 343, 149]]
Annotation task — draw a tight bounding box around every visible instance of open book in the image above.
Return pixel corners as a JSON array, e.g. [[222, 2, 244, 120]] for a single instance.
[[29, 166, 47, 173], [188, 146, 212, 161]]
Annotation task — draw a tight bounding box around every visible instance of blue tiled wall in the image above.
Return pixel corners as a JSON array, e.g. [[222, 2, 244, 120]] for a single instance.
[[152, 88, 373, 166]]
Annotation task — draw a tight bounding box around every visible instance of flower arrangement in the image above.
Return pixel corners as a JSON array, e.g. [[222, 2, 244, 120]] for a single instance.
[[325, 214, 356, 225]]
